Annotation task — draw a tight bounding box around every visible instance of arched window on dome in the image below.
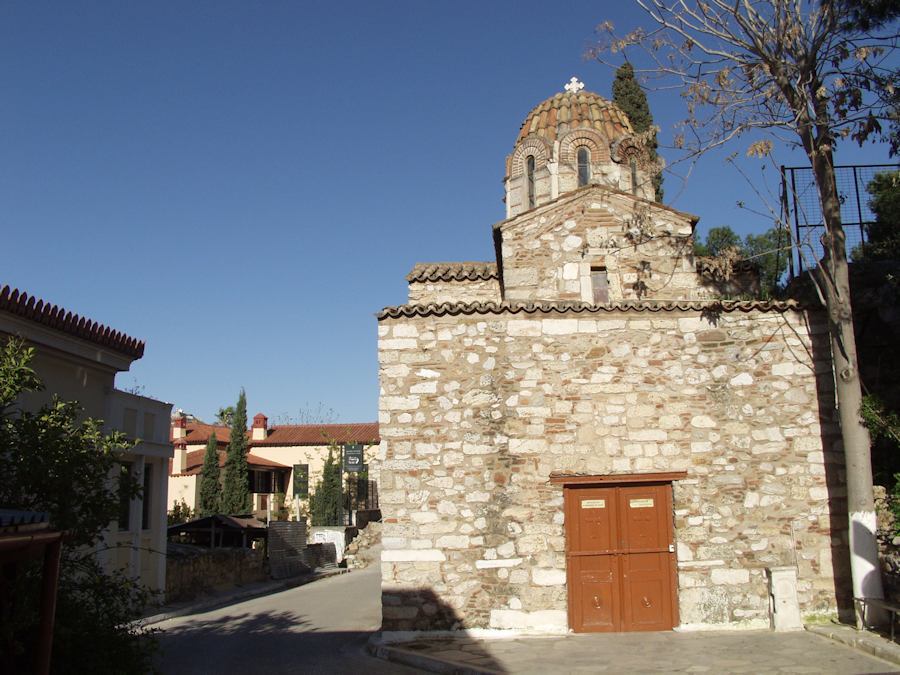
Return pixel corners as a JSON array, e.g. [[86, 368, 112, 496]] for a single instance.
[[526, 155, 536, 208], [577, 147, 591, 187]]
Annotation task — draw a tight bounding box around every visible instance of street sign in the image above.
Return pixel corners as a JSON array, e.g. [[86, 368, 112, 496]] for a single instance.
[[293, 464, 309, 498], [343, 444, 363, 472]]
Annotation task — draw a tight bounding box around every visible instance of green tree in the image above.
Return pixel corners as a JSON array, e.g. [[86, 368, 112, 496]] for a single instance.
[[742, 228, 790, 298], [695, 226, 790, 298], [167, 498, 196, 526], [309, 445, 342, 526], [197, 432, 221, 517], [220, 389, 249, 515], [0, 337, 157, 673], [693, 226, 741, 257], [594, 0, 897, 614], [831, 0, 900, 31], [855, 170, 900, 262], [215, 406, 235, 426], [612, 61, 664, 201]]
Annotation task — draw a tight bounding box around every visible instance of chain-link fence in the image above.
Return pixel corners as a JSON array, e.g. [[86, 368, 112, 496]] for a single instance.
[[782, 164, 898, 277]]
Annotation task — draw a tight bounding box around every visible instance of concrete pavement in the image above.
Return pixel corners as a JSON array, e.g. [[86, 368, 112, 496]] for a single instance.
[[372, 629, 900, 674]]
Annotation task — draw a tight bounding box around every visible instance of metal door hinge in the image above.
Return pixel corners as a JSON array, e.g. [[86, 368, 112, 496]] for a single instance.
[[668, 544, 675, 553]]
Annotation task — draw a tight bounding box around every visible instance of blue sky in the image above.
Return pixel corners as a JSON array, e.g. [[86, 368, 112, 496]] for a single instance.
[[1, 2, 894, 424]]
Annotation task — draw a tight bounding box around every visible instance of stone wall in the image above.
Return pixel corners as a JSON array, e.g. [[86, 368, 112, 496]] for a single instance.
[[377, 305, 847, 630], [498, 189, 708, 304], [165, 547, 268, 603], [408, 278, 501, 305]]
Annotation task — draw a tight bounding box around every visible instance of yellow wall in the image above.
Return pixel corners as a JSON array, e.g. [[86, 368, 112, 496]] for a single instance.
[[168, 474, 199, 512], [249, 443, 377, 499]]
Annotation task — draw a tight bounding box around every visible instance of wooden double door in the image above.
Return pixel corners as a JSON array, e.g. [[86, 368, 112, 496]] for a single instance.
[[565, 482, 677, 632]]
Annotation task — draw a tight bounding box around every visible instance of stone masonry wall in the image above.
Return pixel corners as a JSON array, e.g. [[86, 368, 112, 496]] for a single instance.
[[166, 547, 268, 603], [499, 188, 709, 304], [378, 307, 847, 630], [408, 278, 502, 305]]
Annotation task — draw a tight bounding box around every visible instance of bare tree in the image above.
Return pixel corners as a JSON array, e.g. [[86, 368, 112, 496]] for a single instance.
[[592, 1, 898, 614], [274, 401, 337, 426]]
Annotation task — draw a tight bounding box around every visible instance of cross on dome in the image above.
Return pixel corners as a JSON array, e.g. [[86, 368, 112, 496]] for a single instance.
[[564, 77, 585, 93]]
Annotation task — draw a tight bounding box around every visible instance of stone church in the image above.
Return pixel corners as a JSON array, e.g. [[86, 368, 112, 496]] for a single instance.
[[376, 79, 846, 632]]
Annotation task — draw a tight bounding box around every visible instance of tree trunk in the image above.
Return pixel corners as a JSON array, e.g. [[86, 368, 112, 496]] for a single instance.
[[810, 147, 884, 618]]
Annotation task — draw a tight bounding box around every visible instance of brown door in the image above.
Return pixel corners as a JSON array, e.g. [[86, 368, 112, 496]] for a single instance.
[[565, 483, 676, 632]]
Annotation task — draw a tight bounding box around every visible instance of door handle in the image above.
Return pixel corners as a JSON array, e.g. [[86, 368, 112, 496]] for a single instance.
[[642, 596, 652, 608], [593, 595, 601, 609]]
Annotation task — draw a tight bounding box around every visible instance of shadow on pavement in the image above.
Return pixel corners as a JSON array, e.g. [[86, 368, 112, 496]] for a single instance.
[[377, 588, 507, 673], [156, 588, 506, 674]]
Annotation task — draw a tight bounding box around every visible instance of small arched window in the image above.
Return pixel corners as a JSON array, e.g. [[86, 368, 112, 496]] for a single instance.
[[526, 155, 536, 208], [577, 147, 590, 187]]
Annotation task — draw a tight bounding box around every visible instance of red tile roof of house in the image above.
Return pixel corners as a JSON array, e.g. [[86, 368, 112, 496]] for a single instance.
[[169, 449, 290, 477], [252, 422, 379, 446], [0, 285, 145, 359], [172, 421, 379, 449], [172, 423, 231, 446]]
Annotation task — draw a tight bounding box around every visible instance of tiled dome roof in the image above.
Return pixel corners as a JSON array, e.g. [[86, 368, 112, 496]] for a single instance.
[[515, 90, 634, 145]]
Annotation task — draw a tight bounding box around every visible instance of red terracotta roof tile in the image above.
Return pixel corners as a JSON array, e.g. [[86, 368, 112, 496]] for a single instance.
[[172, 422, 231, 445], [0, 285, 145, 359], [253, 422, 379, 446], [171, 421, 379, 449], [515, 91, 633, 146], [168, 449, 290, 476], [247, 453, 291, 469]]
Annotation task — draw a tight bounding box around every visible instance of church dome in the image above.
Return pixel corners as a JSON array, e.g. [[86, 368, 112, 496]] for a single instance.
[[515, 89, 634, 146], [503, 79, 655, 217]]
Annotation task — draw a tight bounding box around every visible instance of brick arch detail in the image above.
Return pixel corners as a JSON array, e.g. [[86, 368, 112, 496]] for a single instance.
[[560, 129, 608, 166], [509, 137, 552, 179], [612, 135, 652, 169]]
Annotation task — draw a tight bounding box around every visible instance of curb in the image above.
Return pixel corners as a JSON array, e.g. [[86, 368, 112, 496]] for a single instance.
[[366, 636, 498, 675], [140, 568, 347, 626], [806, 623, 900, 667]]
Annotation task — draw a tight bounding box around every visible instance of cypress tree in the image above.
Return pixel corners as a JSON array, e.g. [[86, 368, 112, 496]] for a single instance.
[[221, 389, 250, 515], [612, 62, 664, 202], [310, 445, 342, 526], [197, 433, 220, 517]]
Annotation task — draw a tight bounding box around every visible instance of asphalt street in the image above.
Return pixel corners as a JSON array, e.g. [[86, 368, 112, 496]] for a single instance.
[[155, 560, 423, 674]]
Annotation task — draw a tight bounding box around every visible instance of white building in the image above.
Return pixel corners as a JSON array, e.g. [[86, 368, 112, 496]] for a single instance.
[[0, 285, 172, 592]]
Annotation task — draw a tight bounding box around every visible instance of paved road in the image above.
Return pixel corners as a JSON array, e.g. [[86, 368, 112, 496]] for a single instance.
[[155, 563, 422, 674], [156, 561, 899, 674]]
